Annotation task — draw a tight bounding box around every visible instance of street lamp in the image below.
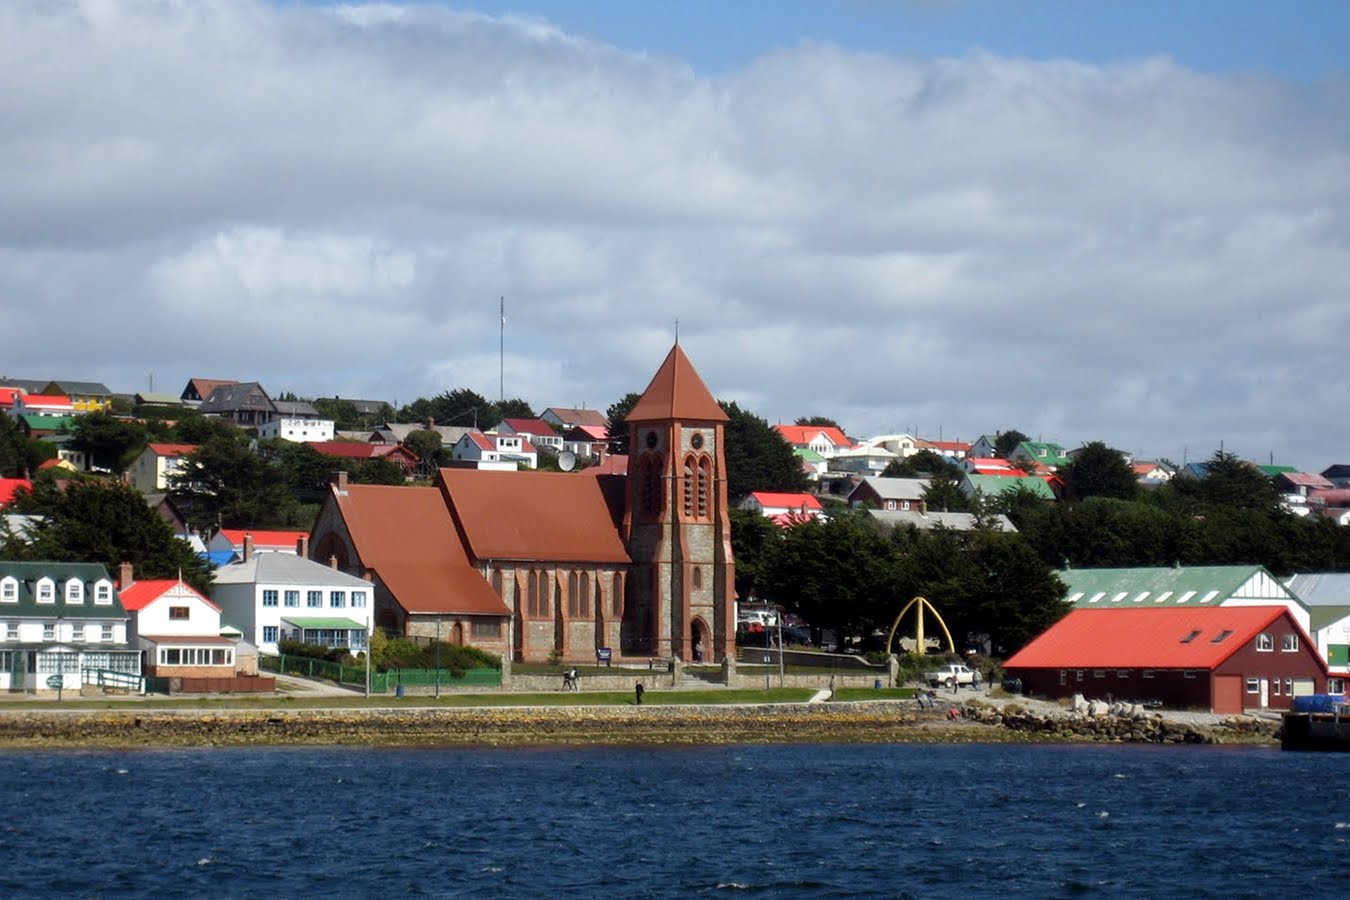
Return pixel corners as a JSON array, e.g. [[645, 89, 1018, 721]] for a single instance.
[[435, 615, 442, 698]]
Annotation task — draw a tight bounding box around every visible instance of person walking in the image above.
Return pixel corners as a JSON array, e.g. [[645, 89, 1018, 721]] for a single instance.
[[635, 682, 645, 705]]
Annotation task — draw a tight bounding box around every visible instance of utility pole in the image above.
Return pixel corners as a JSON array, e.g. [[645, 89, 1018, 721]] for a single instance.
[[499, 296, 505, 403]]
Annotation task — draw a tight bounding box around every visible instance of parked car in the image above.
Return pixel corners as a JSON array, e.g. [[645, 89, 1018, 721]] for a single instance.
[[924, 663, 976, 689]]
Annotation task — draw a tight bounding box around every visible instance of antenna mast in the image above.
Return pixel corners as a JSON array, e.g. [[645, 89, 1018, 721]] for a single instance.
[[499, 296, 505, 403]]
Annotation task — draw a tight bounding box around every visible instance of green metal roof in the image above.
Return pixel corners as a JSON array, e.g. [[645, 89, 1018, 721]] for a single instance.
[[0, 561, 127, 618], [1257, 464, 1298, 477], [19, 415, 76, 430], [794, 448, 824, 462], [1016, 441, 1070, 466], [965, 474, 1056, 499], [280, 616, 366, 629], [1059, 565, 1297, 609]]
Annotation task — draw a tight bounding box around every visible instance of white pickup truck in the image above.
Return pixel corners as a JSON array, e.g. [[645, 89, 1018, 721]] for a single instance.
[[924, 663, 977, 689]]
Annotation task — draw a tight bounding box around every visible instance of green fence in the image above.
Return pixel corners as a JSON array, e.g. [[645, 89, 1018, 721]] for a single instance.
[[260, 654, 500, 692]]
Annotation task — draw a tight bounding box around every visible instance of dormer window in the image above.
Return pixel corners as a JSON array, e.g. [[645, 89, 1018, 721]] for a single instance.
[[65, 579, 84, 604], [94, 581, 113, 605], [0, 578, 16, 604], [36, 578, 55, 604]]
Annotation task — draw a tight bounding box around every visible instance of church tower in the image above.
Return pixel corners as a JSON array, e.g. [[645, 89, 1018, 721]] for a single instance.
[[623, 344, 735, 663]]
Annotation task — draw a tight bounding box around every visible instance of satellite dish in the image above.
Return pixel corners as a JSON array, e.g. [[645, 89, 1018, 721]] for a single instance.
[[558, 451, 576, 472]]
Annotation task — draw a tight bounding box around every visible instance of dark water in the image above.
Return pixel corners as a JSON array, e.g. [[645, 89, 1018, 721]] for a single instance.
[[2, 742, 1347, 898]]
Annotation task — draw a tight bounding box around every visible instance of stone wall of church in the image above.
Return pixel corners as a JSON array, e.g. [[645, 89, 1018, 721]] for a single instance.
[[483, 562, 627, 663]]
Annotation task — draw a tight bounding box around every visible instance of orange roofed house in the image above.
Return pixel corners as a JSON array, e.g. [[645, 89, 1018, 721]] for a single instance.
[[310, 344, 736, 664]]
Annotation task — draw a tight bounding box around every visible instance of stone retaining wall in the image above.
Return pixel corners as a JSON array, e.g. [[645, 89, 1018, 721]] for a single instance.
[[961, 702, 1279, 744]]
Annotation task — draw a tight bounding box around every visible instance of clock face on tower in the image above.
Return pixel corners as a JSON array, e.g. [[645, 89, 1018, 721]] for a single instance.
[[691, 433, 704, 450], [645, 430, 658, 450]]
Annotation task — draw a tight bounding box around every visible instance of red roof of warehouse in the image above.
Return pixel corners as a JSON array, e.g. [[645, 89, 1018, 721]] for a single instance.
[[1004, 606, 1301, 670], [748, 491, 823, 510], [218, 528, 309, 548], [147, 443, 198, 457]]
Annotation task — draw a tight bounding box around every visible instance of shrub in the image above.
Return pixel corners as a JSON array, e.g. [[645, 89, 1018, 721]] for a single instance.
[[279, 639, 347, 662]]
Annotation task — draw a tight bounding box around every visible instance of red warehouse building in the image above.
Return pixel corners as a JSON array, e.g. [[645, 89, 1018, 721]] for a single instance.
[[1004, 606, 1328, 714]]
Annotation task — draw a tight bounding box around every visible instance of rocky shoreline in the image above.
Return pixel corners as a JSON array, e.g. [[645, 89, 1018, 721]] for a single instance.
[[0, 700, 1280, 748]]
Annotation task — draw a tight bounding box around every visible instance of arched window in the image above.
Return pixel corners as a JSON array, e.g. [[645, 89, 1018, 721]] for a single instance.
[[692, 567, 702, 590], [698, 457, 712, 519], [580, 572, 591, 617], [568, 572, 579, 617], [527, 571, 539, 617], [594, 580, 603, 620], [641, 454, 663, 517], [612, 572, 623, 616], [491, 568, 503, 598], [683, 455, 695, 518]]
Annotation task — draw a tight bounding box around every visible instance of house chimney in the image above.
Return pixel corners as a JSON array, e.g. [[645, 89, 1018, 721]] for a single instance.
[[426, 417, 435, 430], [329, 555, 338, 570], [243, 532, 254, 562], [331, 470, 348, 492], [919, 500, 927, 516], [119, 561, 134, 590], [297, 534, 309, 558]]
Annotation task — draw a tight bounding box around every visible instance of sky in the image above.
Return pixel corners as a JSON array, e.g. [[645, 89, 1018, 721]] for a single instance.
[[2, 1, 1348, 469]]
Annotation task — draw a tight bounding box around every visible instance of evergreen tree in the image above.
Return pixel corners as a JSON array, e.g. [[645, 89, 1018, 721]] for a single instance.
[[604, 392, 641, 455], [719, 400, 809, 501], [1060, 441, 1138, 501]]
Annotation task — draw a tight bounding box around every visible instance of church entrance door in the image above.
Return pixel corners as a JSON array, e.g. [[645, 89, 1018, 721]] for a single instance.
[[690, 618, 709, 664]]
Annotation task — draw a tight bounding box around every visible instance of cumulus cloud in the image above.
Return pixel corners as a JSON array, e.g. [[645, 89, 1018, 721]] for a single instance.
[[0, 1, 1346, 467]]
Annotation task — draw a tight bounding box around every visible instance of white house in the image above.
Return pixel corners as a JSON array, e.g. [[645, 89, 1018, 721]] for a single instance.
[[119, 573, 250, 677], [856, 434, 922, 458], [1286, 573, 1350, 688], [209, 529, 308, 558], [129, 443, 198, 493], [496, 417, 563, 452], [739, 491, 826, 526], [258, 417, 336, 443], [211, 552, 374, 655], [773, 424, 852, 459], [827, 444, 897, 475], [0, 561, 138, 691], [451, 431, 537, 470]]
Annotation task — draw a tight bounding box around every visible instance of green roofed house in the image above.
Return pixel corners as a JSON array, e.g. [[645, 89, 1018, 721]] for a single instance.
[[961, 473, 1057, 501], [1257, 464, 1299, 478], [18, 414, 77, 437], [794, 447, 827, 481], [0, 561, 140, 692], [1009, 441, 1070, 471], [1061, 564, 1310, 635]]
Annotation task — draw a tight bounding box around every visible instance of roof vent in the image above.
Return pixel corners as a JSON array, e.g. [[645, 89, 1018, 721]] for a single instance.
[[1180, 629, 1202, 644]]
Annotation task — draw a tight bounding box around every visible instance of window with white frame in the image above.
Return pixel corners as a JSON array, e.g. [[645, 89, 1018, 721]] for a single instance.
[[284, 590, 300, 607], [64, 580, 84, 604], [94, 581, 112, 604], [1256, 633, 1273, 651], [0, 578, 15, 603], [5, 622, 16, 640], [262, 590, 278, 608], [1329, 677, 1345, 694], [1282, 634, 1299, 652], [1273, 679, 1282, 695], [263, 626, 278, 643], [169, 606, 190, 620], [330, 591, 345, 609], [36, 579, 55, 604], [351, 591, 367, 608], [101, 624, 113, 641], [307, 591, 322, 608], [42, 623, 55, 641], [1245, 677, 1259, 694], [72, 623, 84, 642]]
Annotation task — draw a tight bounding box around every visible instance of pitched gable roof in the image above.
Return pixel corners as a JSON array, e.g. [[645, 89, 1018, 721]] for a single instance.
[[332, 484, 509, 616], [43, 380, 112, 397], [1004, 606, 1303, 670], [774, 424, 850, 447], [499, 417, 556, 436], [120, 579, 219, 613], [438, 469, 630, 563], [147, 443, 198, 458], [183, 378, 238, 402], [544, 407, 608, 428], [200, 382, 273, 414], [747, 491, 823, 511], [0, 478, 32, 506], [1060, 565, 1296, 607], [627, 344, 728, 423]]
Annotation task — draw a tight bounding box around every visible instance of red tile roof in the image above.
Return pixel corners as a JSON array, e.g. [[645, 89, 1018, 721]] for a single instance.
[[439, 469, 630, 563], [1004, 606, 1298, 670], [774, 424, 850, 447], [0, 478, 32, 506], [120, 580, 220, 612], [749, 491, 823, 511], [924, 440, 971, 452], [147, 443, 198, 457], [584, 455, 628, 476], [1282, 472, 1335, 489], [218, 528, 309, 549], [500, 417, 556, 436], [1311, 488, 1350, 507], [334, 484, 509, 616], [188, 378, 238, 400], [627, 344, 728, 423], [546, 407, 608, 428]]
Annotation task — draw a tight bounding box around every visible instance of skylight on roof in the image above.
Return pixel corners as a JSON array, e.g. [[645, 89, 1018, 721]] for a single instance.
[[1089, 592, 1105, 604], [1066, 592, 1083, 604], [1177, 591, 1196, 604], [1180, 630, 1202, 643], [1133, 592, 1149, 603], [1155, 591, 1173, 604], [1210, 630, 1233, 643], [1200, 590, 1220, 604], [1110, 592, 1128, 603]]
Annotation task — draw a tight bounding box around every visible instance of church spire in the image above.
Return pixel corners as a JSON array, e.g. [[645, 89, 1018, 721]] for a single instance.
[[626, 344, 728, 423]]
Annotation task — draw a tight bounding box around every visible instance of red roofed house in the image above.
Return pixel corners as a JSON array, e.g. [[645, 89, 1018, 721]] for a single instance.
[[9, 394, 74, 417], [921, 439, 971, 460], [960, 457, 1027, 476], [774, 424, 852, 459], [1004, 606, 1328, 713], [312, 343, 737, 665], [209, 529, 310, 559], [542, 407, 608, 430], [739, 491, 826, 525], [0, 387, 23, 410], [129, 443, 199, 493], [451, 430, 539, 470], [0, 478, 32, 507], [561, 424, 609, 461], [180, 378, 239, 404], [497, 417, 564, 453], [119, 568, 257, 681], [306, 441, 418, 475]]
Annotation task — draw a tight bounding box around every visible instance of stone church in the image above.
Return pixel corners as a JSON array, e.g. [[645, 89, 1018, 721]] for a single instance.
[[309, 343, 736, 663]]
